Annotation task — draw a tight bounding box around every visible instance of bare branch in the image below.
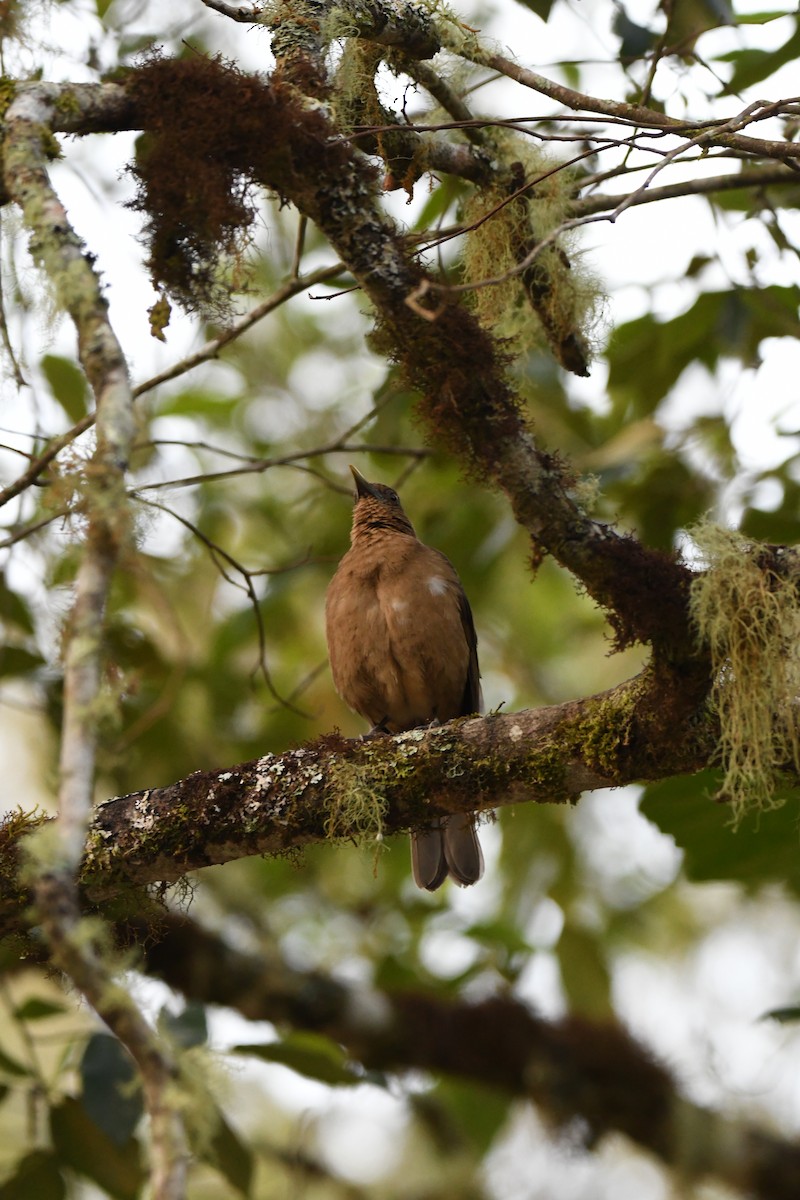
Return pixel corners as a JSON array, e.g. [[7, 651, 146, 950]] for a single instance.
[[573, 164, 800, 216], [478, 54, 800, 163]]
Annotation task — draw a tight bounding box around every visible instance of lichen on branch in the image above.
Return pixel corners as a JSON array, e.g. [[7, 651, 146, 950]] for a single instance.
[[690, 522, 800, 816]]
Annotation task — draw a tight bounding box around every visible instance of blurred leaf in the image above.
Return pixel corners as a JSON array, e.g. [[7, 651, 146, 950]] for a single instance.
[[0, 575, 35, 635], [205, 1111, 254, 1197], [413, 176, 465, 232], [233, 1033, 362, 1086], [605, 451, 713, 549], [40, 354, 88, 423], [613, 6, 657, 58], [0, 1047, 29, 1078], [0, 646, 44, 678], [515, 0, 555, 19], [154, 388, 239, 425], [428, 1079, 510, 1154], [0, 1151, 65, 1200], [558, 926, 613, 1018], [159, 1001, 208, 1049], [641, 773, 800, 892], [742, 481, 800, 543], [712, 178, 800, 213], [12, 998, 67, 1021], [608, 287, 800, 418], [663, 0, 734, 53], [736, 9, 796, 21], [717, 19, 800, 94], [80, 1034, 142, 1147], [761, 1006, 800, 1023], [50, 1097, 145, 1200]]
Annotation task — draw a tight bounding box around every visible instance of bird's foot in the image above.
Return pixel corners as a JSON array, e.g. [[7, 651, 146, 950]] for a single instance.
[[360, 718, 391, 740]]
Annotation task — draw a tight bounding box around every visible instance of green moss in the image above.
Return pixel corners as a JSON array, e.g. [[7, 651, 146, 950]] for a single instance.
[[573, 687, 639, 777], [689, 522, 800, 818], [0, 78, 17, 119], [53, 88, 82, 120], [460, 131, 604, 374], [326, 753, 390, 843], [40, 129, 63, 161]]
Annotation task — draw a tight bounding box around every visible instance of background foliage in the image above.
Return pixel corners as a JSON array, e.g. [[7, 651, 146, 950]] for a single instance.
[[1, 0, 800, 1196]]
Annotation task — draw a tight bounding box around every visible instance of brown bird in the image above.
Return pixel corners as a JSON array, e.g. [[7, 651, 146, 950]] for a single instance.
[[325, 466, 484, 891]]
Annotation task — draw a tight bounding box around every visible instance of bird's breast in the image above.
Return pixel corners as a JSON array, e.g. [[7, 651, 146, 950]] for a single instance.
[[325, 539, 470, 730]]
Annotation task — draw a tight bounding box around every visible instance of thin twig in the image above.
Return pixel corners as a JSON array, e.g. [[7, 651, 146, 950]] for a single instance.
[[137, 496, 309, 717], [132, 439, 430, 493], [0, 263, 344, 512]]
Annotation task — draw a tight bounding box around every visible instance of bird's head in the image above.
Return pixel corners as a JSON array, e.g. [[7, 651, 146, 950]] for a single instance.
[[349, 465, 416, 539]]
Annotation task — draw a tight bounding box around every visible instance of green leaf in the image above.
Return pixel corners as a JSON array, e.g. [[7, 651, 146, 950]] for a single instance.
[[761, 1006, 800, 1023], [412, 177, 465, 233], [640, 773, 800, 891], [717, 20, 800, 94], [736, 9, 796, 22], [40, 354, 88, 423], [425, 1079, 510, 1154], [155, 388, 238, 425], [0, 1150, 65, 1200], [80, 1034, 142, 1147], [159, 1001, 208, 1049], [0, 1047, 30, 1078], [558, 927, 613, 1018], [514, 0, 555, 20], [205, 1112, 254, 1197], [608, 287, 800, 418], [233, 1033, 361, 1086], [0, 646, 44, 679], [50, 1097, 145, 1200], [12, 998, 67, 1021], [0, 575, 35, 636], [742, 480, 800, 543], [612, 7, 657, 58]]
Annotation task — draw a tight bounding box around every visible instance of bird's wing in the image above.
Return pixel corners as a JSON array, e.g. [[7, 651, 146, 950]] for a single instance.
[[457, 586, 482, 716], [430, 549, 482, 717]]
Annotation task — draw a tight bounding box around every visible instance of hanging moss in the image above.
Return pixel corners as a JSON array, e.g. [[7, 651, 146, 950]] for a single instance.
[[461, 134, 604, 376], [689, 522, 800, 817]]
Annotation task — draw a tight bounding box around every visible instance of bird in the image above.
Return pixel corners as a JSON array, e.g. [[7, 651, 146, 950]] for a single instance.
[[325, 465, 484, 891]]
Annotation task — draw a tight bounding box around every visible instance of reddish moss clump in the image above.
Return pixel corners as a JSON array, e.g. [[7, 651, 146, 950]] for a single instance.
[[126, 53, 356, 313]]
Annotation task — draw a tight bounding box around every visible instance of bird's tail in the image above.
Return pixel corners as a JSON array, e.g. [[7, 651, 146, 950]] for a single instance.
[[411, 814, 484, 891]]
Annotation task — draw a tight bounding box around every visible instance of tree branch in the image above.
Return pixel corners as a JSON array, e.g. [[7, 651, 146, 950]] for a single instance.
[[2, 85, 188, 1199], [477, 53, 800, 164], [131, 911, 800, 1200], [0, 668, 715, 942], [573, 164, 800, 216]]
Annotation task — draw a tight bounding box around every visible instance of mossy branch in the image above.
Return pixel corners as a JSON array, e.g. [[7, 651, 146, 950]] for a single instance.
[[129, 911, 800, 1200], [0, 667, 715, 938]]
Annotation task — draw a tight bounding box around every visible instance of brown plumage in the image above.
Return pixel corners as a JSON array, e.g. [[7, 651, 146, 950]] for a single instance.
[[325, 466, 484, 891]]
